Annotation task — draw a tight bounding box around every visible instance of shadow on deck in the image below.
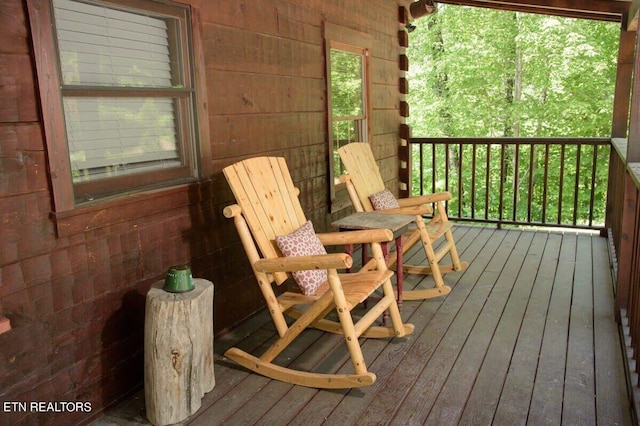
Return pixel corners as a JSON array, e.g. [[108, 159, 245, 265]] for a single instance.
[[93, 225, 633, 425]]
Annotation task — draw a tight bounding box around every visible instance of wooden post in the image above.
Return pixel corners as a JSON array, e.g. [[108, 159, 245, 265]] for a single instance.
[[144, 278, 215, 426], [409, 0, 435, 20]]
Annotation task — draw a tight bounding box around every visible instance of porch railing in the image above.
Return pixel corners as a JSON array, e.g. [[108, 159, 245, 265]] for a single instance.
[[609, 139, 640, 391], [410, 137, 611, 230]]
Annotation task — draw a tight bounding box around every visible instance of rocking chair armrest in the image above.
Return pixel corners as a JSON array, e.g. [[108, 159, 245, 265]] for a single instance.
[[374, 205, 432, 216], [316, 229, 394, 246], [397, 191, 452, 207], [254, 253, 353, 273]]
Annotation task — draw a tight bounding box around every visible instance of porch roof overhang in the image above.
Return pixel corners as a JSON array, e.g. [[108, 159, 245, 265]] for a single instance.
[[430, 0, 631, 25]]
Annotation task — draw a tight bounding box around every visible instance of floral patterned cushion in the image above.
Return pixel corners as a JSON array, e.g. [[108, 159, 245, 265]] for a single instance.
[[369, 189, 400, 210], [275, 220, 328, 295]]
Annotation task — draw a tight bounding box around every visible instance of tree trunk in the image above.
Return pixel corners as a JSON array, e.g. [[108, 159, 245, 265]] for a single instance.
[[144, 278, 215, 426]]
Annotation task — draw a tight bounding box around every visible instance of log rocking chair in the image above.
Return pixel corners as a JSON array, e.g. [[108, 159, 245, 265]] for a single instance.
[[222, 156, 414, 389], [338, 142, 468, 300]]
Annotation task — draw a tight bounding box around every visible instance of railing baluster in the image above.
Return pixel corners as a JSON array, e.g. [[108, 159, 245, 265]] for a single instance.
[[558, 144, 566, 224], [445, 142, 450, 196], [485, 143, 491, 221], [631, 198, 640, 381], [419, 143, 425, 196], [513, 143, 520, 222], [458, 143, 463, 218], [499, 143, 506, 227], [542, 144, 550, 224], [432, 142, 436, 195], [528, 143, 535, 224], [573, 144, 582, 226], [471, 144, 477, 219], [632, 194, 640, 382], [589, 145, 598, 228]]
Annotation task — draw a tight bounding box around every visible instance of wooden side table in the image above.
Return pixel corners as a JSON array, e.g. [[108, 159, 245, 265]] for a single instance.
[[144, 278, 215, 426], [332, 212, 415, 303]]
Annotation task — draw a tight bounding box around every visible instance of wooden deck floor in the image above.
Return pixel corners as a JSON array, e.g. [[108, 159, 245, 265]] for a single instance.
[[94, 226, 633, 426]]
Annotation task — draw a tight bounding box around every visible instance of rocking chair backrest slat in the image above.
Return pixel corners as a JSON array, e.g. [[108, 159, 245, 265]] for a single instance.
[[338, 143, 387, 212], [223, 157, 307, 285]]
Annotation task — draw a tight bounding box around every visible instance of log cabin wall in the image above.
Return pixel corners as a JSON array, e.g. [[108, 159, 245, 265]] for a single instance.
[[0, 0, 405, 423]]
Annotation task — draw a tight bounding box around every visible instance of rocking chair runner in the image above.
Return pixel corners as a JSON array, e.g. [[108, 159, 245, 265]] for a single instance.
[[338, 142, 468, 300], [222, 156, 414, 389]]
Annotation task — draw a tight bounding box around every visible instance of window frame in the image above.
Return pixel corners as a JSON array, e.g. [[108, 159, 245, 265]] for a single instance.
[[324, 22, 372, 212], [329, 43, 368, 180], [27, 0, 211, 235]]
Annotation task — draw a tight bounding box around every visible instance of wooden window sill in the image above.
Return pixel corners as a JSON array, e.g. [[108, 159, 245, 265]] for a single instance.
[[52, 180, 212, 238]]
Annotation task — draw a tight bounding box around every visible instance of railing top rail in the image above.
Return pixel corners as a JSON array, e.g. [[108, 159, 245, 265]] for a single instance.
[[410, 137, 611, 146]]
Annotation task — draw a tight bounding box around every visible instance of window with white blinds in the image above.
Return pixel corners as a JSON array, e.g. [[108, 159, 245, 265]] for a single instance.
[[54, 0, 174, 87], [51, 0, 197, 202], [63, 97, 181, 179]]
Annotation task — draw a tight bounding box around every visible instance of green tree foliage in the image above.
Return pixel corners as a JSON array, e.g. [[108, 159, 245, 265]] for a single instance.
[[407, 5, 618, 227]]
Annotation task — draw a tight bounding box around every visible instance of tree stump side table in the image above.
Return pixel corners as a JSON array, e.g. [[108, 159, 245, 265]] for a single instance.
[[144, 278, 215, 426]]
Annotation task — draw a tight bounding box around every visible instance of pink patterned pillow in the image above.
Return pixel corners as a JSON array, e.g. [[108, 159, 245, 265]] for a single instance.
[[275, 221, 328, 295], [369, 189, 400, 210]]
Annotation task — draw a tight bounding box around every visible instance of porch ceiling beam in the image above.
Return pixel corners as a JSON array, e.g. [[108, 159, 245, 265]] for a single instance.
[[434, 0, 629, 22], [629, 0, 640, 29]]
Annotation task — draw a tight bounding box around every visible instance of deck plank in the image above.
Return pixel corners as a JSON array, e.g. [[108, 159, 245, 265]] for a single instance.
[[492, 231, 563, 425], [459, 230, 549, 425], [319, 226, 482, 425], [276, 225, 475, 425], [193, 328, 333, 425], [528, 233, 577, 424], [425, 230, 538, 424], [90, 227, 633, 426], [349, 227, 502, 424], [194, 314, 278, 408], [387, 229, 519, 425], [592, 236, 633, 425], [563, 234, 597, 424]]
